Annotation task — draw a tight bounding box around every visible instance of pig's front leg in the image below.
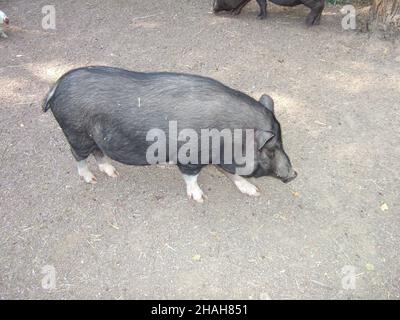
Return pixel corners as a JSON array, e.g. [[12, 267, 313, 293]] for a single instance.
[[256, 0, 267, 19], [178, 164, 206, 202], [220, 169, 260, 196], [182, 174, 205, 203]]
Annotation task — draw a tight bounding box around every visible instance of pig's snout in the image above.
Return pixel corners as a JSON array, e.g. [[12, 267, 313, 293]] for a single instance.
[[282, 170, 297, 184], [4, 17, 9, 25]]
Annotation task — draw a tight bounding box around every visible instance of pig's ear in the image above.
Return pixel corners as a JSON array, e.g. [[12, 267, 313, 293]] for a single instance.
[[255, 130, 275, 150], [259, 94, 274, 113]]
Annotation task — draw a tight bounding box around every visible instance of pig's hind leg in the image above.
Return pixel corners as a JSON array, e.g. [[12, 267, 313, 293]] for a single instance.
[[218, 168, 260, 196], [69, 137, 97, 184], [302, 0, 324, 26], [256, 0, 267, 19], [93, 149, 119, 178], [231, 0, 251, 15]]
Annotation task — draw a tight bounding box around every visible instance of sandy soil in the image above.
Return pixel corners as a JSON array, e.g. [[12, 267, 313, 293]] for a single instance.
[[0, 0, 400, 299]]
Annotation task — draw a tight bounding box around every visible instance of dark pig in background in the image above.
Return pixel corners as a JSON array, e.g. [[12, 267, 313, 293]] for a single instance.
[[42, 66, 297, 202], [212, 0, 325, 26]]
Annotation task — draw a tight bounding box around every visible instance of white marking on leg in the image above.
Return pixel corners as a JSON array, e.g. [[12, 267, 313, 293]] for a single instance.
[[222, 170, 260, 196], [98, 163, 119, 178], [77, 160, 97, 184], [233, 177, 260, 196], [95, 153, 119, 178], [183, 174, 205, 203]]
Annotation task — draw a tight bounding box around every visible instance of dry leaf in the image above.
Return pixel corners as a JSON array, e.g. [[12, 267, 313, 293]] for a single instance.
[[192, 254, 201, 262], [380, 203, 389, 212], [292, 191, 300, 197], [366, 263, 375, 271]]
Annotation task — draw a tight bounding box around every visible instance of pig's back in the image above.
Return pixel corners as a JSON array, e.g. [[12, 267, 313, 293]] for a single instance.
[[51, 66, 271, 132]]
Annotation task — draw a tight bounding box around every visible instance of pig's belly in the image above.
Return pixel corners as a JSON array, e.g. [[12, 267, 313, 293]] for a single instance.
[[92, 127, 152, 166], [99, 142, 151, 166], [270, 0, 302, 6]]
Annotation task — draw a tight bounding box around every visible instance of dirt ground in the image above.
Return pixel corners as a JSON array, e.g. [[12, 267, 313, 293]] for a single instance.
[[1, 0, 400, 299]]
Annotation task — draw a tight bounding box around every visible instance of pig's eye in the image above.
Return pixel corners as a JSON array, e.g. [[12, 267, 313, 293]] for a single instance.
[[266, 149, 275, 159]]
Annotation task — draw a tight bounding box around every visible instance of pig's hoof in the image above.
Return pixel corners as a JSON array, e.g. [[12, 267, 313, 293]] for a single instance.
[[314, 14, 322, 25], [80, 172, 97, 184], [187, 186, 205, 203], [257, 13, 267, 20], [98, 163, 119, 178], [306, 14, 320, 26], [234, 180, 260, 196], [231, 8, 242, 15]]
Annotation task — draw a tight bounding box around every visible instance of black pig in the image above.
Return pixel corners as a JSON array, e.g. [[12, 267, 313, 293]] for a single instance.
[[43, 66, 297, 202], [213, 0, 325, 26]]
